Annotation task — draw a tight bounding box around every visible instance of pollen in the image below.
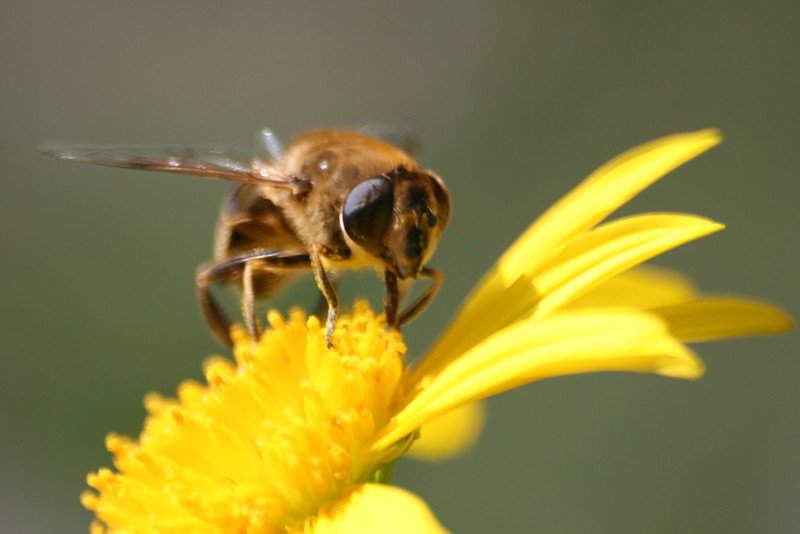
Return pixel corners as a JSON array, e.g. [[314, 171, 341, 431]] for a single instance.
[[84, 301, 408, 533]]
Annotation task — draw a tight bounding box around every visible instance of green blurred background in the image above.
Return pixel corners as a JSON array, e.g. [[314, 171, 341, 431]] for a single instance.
[[2, 2, 798, 532]]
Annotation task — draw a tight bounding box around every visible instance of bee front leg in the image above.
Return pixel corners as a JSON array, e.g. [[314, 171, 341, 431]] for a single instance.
[[384, 270, 399, 328], [398, 267, 443, 325], [313, 279, 338, 319], [310, 243, 341, 348]]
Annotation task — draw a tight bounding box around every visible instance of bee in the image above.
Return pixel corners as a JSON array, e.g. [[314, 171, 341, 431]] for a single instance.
[[44, 128, 450, 347]]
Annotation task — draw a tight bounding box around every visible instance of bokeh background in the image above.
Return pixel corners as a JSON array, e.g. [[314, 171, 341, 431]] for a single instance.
[[1, 2, 798, 532]]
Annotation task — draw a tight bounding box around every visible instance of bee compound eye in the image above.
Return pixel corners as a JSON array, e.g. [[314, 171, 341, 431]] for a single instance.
[[342, 176, 394, 254]]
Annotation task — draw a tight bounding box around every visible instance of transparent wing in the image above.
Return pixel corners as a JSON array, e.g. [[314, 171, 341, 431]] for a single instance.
[[253, 128, 284, 163], [359, 123, 421, 155], [42, 143, 293, 187]]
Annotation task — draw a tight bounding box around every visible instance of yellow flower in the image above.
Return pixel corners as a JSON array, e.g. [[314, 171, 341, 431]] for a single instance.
[[83, 129, 792, 533]]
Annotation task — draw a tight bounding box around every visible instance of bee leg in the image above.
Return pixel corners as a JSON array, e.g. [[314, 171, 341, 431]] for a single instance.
[[310, 244, 339, 348], [398, 267, 444, 325], [241, 260, 261, 341], [384, 270, 399, 327], [196, 250, 311, 347], [313, 279, 338, 318], [196, 264, 235, 348]]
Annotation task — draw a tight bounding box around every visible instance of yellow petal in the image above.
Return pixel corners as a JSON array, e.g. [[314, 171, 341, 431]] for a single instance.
[[460, 130, 720, 329], [417, 130, 721, 379], [652, 297, 794, 342], [529, 213, 723, 319], [306, 484, 448, 534], [406, 401, 487, 461], [380, 310, 701, 451], [566, 265, 698, 309], [499, 129, 722, 280], [412, 274, 540, 386], [416, 214, 721, 381]]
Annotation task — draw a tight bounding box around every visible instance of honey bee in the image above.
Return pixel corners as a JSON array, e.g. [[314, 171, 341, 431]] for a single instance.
[[45, 128, 450, 347]]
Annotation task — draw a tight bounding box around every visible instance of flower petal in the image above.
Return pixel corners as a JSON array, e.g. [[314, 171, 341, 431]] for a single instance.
[[417, 130, 721, 378], [651, 297, 794, 342], [529, 213, 723, 319], [378, 310, 701, 451], [566, 265, 698, 310], [457, 130, 720, 329], [307, 484, 448, 534], [416, 214, 721, 381], [406, 401, 487, 461]]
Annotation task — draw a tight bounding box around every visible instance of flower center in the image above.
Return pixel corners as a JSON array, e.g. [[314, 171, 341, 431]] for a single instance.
[[233, 303, 407, 525], [83, 302, 409, 532]]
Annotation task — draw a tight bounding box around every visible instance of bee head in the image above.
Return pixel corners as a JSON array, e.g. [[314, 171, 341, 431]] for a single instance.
[[340, 166, 450, 279]]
